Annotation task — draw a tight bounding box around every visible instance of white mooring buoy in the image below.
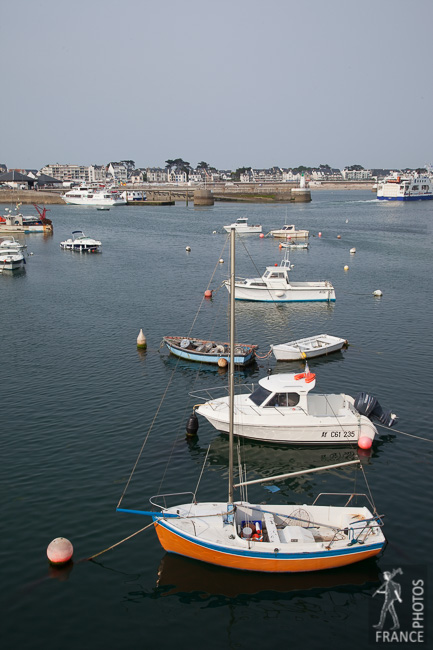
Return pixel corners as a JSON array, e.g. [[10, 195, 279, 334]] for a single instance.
[[137, 329, 147, 349], [373, 290, 383, 297]]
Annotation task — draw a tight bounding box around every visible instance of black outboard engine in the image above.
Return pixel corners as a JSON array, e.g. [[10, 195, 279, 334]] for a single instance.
[[354, 392, 397, 428]]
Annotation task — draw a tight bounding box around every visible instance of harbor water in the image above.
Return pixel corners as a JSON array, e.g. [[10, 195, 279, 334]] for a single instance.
[[2, 191, 432, 649]]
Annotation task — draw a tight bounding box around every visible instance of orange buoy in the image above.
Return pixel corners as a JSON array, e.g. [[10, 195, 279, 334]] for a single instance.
[[337, 235, 341, 239], [47, 537, 73, 565], [318, 232, 322, 237], [358, 436, 372, 450], [218, 358, 228, 368], [259, 233, 264, 238], [279, 243, 282, 249], [204, 289, 212, 298]]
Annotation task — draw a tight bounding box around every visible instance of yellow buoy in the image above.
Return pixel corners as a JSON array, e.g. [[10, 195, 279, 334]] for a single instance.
[[137, 329, 147, 349], [344, 265, 349, 271]]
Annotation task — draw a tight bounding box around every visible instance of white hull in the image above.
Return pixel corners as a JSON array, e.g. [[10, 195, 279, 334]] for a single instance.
[[223, 225, 262, 233], [227, 280, 336, 302], [63, 196, 126, 206], [270, 230, 309, 239], [196, 395, 376, 444], [272, 334, 347, 361]]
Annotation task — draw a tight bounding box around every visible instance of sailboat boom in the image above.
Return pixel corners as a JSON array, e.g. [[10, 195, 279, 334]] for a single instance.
[[233, 459, 361, 488]]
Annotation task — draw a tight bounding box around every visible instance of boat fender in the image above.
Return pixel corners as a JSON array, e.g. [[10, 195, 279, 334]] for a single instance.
[[185, 412, 199, 436]]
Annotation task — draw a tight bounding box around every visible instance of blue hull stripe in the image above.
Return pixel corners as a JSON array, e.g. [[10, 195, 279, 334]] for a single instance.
[[166, 343, 254, 365], [156, 518, 383, 560]]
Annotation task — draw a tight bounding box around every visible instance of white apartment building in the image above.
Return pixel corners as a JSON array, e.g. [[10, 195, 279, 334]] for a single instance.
[[88, 165, 107, 184], [341, 168, 372, 180], [40, 163, 90, 182], [146, 167, 167, 183]]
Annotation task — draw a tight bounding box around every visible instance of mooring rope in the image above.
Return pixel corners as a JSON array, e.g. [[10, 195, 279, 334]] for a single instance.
[[87, 521, 155, 561], [377, 422, 433, 443]]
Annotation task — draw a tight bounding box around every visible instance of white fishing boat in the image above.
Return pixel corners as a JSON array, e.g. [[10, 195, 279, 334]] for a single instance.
[[269, 224, 309, 239], [0, 243, 26, 271], [192, 369, 396, 446], [60, 231, 102, 253], [62, 185, 127, 206], [376, 171, 433, 201], [117, 228, 387, 573], [223, 217, 262, 233], [224, 253, 335, 302], [271, 334, 348, 361]]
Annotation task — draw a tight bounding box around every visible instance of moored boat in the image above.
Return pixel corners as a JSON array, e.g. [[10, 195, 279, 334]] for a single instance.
[[271, 334, 348, 361], [224, 253, 335, 302], [0, 204, 53, 233], [62, 184, 127, 206], [60, 231, 102, 253], [0, 243, 26, 271], [269, 224, 309, 239], [280, 241, 309, 249], [163, 336, 257, 366], [223, 217, 262, 234]]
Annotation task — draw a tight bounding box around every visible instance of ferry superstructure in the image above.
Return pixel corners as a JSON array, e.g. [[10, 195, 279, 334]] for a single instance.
[[377, 172, 433, 201]]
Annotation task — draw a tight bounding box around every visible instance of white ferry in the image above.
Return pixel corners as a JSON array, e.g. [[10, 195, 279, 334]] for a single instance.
[[377, 172, 433, 201], [62, 185, 127, 206]]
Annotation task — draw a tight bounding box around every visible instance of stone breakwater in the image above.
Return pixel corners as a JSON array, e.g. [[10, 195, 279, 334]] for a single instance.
[[0, 190, 64, 204]]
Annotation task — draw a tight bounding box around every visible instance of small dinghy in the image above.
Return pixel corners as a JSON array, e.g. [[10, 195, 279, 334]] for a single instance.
[[271, 334, 348, 361], [163, 336, 257, 366], [280, 241, 309, 250]]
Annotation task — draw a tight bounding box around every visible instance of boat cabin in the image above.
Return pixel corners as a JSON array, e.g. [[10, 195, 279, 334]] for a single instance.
[[248, 372, 316, 412]]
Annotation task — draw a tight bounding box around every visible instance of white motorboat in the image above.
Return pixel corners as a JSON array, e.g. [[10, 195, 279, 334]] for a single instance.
[[117, 228, 387, 574], [62, 185, 127, 206], [223, 217, 262, 233], [269, 224, 309, 239], [0, 243, 26, 271], [0, 236, 26, 250], [271, 334, 348, 361], [377, 171, 433, 201], [224, 254, 335, 302], [60, 231, 102, 253], [193, 369, 396, 446]]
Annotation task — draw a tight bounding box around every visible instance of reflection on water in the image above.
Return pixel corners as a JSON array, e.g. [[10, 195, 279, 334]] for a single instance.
[[152, 553, 380, 601]]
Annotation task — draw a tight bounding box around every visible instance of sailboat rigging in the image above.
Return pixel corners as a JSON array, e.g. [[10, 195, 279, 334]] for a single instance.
[[117, 228, 386, 573]]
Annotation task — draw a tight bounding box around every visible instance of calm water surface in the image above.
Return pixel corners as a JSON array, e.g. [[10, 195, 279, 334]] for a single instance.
[[2, 191, 432, 649]]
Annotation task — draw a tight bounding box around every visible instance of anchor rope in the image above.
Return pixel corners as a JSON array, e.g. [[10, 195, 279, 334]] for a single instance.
[[376, 422, 433, 443], [87, 521, 155, 561]]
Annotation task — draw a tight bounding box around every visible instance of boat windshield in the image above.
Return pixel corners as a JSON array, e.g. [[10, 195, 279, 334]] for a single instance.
[[249, 385, 272, 406]]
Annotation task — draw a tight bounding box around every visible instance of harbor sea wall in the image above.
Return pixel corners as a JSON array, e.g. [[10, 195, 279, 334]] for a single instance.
[[0, 190, 64, 204]]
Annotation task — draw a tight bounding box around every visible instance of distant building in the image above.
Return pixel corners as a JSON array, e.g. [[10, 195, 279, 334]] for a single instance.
[[341, 168, 372, 180], [88, 165, 107, 184], [167, 170, 188, 183], [106, 162, 128, 183], [40, 163, 90, 183], [146, 167, 167, 183], [129, 169, 144, 184]]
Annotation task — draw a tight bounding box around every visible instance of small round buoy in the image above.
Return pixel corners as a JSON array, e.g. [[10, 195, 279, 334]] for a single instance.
[[218, 358, 228, 368], [274, 263, 278, 267], [212, 230, 216, 234], [337, 235, 341, 239], [219, 258, 224, 264], [278, 243, 282, 249], [350, 247, 356, 254], [373, 289, 383, 297], [345, 219, 349, 223], [358, 436, 372, 450], [259, 233, 264, 238], [344, 265, 349, 271], [137, 329, 147, 349], [185, 246, 191, 252], [318, 232, 322, 237], [186, 412, 199, 436], [47, 537, 73, 565], [204, 289, 212, 298]]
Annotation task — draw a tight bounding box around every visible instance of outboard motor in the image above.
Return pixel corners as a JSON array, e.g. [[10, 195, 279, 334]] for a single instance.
[[354, 392, 397, 428]]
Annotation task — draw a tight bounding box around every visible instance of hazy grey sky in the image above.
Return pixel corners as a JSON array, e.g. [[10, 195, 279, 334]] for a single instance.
[[2, 0, 432, 171]]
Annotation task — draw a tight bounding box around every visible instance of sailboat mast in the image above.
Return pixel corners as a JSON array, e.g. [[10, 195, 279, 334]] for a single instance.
[[228, 227, 235, 504]]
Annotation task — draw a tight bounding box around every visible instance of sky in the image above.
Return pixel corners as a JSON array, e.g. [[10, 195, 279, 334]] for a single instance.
[[2, 0, 433, 172]]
